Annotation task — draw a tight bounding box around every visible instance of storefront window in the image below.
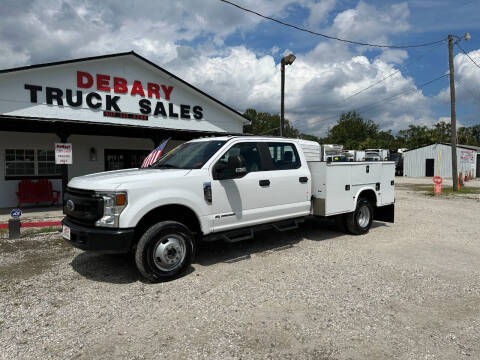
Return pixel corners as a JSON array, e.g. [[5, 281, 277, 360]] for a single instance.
[[5, 149, 35, 176], [37, 150, 61, 175], [105, 149, 150, 171], [5, 149, 61, 179]]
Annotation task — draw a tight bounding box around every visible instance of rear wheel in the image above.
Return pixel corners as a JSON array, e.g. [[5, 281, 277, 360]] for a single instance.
[[135, 221, 194, 282], [346, 198, 373, 235], [334, 214, 347, 232]]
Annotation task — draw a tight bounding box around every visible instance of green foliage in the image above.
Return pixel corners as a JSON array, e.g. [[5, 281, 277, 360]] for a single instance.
[[243, 109, 321, 143], [243, 108, 480, 149]]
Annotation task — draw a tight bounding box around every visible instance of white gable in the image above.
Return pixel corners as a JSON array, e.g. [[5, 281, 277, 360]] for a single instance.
[[0, 53, 247, 133]]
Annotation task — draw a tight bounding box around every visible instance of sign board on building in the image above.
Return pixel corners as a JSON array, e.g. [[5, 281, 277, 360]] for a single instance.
[[0, 53, 248, 134], [55, 143, 73, 164], [459, 149, 475, 164]]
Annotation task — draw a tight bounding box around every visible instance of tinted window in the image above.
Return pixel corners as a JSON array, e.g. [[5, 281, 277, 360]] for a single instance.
[[152, 140, 226, 169], [217, 142, 262, 173], [267, 142, 301, 170]]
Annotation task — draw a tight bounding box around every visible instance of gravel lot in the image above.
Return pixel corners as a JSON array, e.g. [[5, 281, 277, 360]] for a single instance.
[[1, 178, 479, 359]]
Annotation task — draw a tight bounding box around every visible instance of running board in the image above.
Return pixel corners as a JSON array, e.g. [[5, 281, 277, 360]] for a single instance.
[[203, 217, 305, 243], [221, 229, 254, 243], [272, 219, 302, 232]]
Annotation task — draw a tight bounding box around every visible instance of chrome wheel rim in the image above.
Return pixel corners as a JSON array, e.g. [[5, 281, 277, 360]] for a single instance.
[[357, 205, 370, 228], [153, 235, 186, 272]]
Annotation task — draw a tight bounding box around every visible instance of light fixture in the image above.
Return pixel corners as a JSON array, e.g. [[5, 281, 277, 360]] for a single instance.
[[89, 147, 97, 161], [282, 53, 296, 65]]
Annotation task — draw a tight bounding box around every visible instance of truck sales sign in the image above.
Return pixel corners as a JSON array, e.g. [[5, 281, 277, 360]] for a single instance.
[[24, 71, 203, 121], [0, 54, 246, 133]]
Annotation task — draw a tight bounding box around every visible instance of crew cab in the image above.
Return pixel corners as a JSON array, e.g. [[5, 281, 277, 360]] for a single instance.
[[62, 136, 395, 281]]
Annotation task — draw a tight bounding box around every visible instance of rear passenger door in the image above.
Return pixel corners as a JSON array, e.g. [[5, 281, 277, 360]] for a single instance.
[[260, 141, 311, 219]]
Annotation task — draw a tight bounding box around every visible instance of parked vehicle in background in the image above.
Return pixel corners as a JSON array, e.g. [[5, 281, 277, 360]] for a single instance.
[[343, 150, 365, 162], [365, 149, 390, 161], [390, 152, 404, 176], [321, 144, 343, 161], [62, 136, 395, 282]]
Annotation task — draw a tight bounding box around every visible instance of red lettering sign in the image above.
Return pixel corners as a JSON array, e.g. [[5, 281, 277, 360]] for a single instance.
[[96, 74, 110, 91], [77, 71, 93, 88], [114, 77, 128, 93]]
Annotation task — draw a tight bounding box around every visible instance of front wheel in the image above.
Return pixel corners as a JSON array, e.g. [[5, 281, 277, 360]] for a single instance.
[[135, 221, 195, 282], [346, 198, 373, 235]]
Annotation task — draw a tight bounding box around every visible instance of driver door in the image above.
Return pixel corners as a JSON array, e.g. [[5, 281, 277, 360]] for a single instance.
[[210, 141, 273, 232]]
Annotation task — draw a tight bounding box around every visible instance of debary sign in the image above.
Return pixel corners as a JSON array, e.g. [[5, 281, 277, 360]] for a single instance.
[[23, 71, 204, 120]]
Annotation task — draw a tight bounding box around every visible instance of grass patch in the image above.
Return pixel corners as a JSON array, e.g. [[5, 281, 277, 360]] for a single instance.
[[22, 226, 60, 237], [397, 183, 480, 196]]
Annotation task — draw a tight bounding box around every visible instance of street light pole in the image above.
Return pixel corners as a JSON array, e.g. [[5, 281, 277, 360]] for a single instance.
[[448, 34, 458, 191], [280, 53, 296, 137]]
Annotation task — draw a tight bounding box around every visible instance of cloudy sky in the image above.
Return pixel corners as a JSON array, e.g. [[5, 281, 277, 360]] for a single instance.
[[1, 0, 480, 136]]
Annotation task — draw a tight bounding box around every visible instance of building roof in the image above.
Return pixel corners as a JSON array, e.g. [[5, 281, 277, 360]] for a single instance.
[[0, 51, 249, 123], [404, 143, 480, 153]]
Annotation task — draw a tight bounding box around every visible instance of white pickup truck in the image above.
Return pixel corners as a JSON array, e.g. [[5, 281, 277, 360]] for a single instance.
[[62, 136, 395, 281]]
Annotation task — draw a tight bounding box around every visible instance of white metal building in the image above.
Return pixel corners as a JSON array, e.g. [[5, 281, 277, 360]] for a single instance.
[[0, 52, 249, 208], [403, 143, 479, 178]]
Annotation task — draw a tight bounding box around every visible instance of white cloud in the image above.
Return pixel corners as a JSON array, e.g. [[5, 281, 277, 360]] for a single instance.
[[169, 45, 433, 136], [305, 0, 336, 28], [436, 49, 480, 106], [329, 1, 410, 46], [0, 0, 440, 136]]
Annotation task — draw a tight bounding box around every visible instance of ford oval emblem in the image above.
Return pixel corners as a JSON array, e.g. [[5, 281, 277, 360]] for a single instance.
[[66, 199, 75, 212]]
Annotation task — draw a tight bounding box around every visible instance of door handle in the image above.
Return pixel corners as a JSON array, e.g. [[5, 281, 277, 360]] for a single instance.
[[259, 179, 270, 187], [299, 176, 308, 183]]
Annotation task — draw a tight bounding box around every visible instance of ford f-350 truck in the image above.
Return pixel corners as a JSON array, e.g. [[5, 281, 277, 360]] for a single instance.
[[62, 136, 394, 281]]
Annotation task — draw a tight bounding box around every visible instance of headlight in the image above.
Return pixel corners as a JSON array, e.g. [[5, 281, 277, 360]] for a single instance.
[[95, 192, 128, 228]]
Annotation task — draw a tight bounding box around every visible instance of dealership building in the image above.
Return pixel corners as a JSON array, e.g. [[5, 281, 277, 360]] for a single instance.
[[0, 51, 248, 208]]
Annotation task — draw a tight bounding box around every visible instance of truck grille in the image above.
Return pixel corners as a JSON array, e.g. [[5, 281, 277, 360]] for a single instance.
[[64, 187, 104, 226]]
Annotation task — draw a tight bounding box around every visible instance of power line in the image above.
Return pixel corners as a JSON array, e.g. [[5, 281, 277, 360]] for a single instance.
[[455, 42, 480, 69], [220, 0, 446, 49], [343, 41, 446, 102]]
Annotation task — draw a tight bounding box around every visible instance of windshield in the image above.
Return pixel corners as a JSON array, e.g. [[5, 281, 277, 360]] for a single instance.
[[150, 140, 226, 169]]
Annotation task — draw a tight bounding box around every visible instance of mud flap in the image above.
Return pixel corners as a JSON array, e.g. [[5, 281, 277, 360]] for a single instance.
[[374, 204, 394, 223]]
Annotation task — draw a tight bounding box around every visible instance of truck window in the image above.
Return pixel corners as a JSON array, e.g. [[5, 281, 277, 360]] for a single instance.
[[151, 140, 226, 169], [266, 143, 301, 170], [217, 142, 262, 173]]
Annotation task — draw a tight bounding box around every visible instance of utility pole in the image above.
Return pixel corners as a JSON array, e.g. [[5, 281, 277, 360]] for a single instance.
[[448, 34, 458, 191], [280, 58, 285, 137]]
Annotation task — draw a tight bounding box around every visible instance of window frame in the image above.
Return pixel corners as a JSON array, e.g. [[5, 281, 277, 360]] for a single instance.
[[5, 148, 62, 180], [212, 141, 265, 178], [264, 142, 302, 171]]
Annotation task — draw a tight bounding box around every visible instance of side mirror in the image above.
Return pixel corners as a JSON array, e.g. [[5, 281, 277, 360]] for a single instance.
[[228, 154, 247, 178], [213, 162, 227, 180]]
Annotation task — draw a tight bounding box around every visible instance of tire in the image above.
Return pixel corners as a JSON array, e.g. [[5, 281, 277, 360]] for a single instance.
[[334, 214, 347, 233], [346, 198, 373, 235], [135, 221, 195, 282]]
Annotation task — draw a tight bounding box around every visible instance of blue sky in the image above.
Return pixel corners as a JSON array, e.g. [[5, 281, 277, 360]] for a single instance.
[[1, 0, 479, 136]]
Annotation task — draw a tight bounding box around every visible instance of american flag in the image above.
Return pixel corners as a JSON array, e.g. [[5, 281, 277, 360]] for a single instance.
[[141, 139, 169, 168]]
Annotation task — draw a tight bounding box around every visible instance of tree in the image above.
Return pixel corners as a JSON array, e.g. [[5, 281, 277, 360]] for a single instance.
[[324, 111, 379, 149], [243, 108, 321, 142]]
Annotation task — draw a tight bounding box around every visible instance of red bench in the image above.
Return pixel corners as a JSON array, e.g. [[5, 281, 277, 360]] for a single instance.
[[16, 178, 60, 207]]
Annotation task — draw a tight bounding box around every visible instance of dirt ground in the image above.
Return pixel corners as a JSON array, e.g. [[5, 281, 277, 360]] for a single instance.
[[0, 178, 479, 359]]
